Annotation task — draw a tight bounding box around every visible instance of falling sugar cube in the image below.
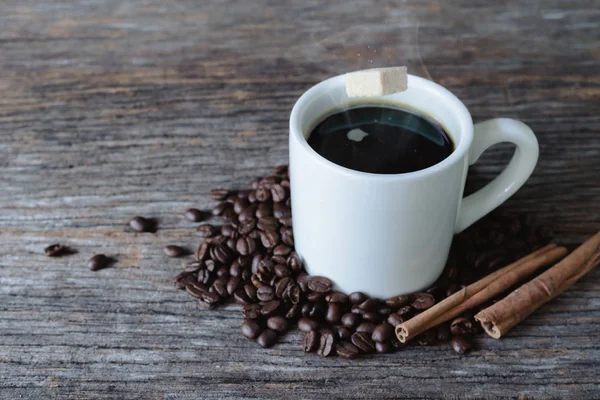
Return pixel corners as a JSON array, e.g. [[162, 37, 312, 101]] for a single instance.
[[345, 66, 408, 98]]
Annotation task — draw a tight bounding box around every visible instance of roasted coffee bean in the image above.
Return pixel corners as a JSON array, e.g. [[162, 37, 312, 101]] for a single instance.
[[175, 271, 196, 289], [375, 341, 393, 354], [358, 298, 380, 312], [411, 293, 436, 310], [356, 322, 376, 334], [251, 274, 265, 289], [197, 299, 216, 310], [259, 230, 280, 248], [242, 304, 261, 320], [233, 289, 251, 304], [450, 317, 475, 336], [260, 299, 282, 317], [257, 329, 278, 348], [396, 305, 413, 317], [44, 243, 70, 257], [212, 203, 228, 216], [197, 269, 211, 285], [273, 203, 291, 219], [237, 189, 252, 199], [267, 316, 289, 332], [225, 195, 237, 204], [326, 292, 349, 303], [351, 332, 375, 353], [287, 252, 303, 272], [416, 330, 437, 346], [204, 259, 217, 272], [377, 306, 392, 316], [336, 340, 360, 359], [184, 208, 205, 222], [270, 184, 287, 202], [285, 304, 300, 320], [298, 317, 319, 332], [341, 313, 360, 329], [255, 202, 273, 218], [234, 198, 250, 214], [270, 255, 287, 265], [217, 267, 230, 281], [387, 313, 405, 327], [303, 330, 319, 352], [226, 238, 237, 251], [437, 324, 452, 342], [163, 245, 185, 258], [238, 204, 258, 222], [363, 311, 382, 323], [296, 273, 310, 292], [257, 216, 278, 231], [274, 264, 291, 278], [307, 302, 326, 320], [88, 254, 112, 271], [325, 303, 342, 325], [240, 319, 262, 339], [371, 323, 394, 342], [336, 327, 351, 341], [255, 187, 271, 202], [451, 336, 473, 354], [250, 253, 263, 273], [281, 232, 294, 246], [228, 261, 243, 277], [221, 225, 235, 238], [385, 295, 410, 309], [185, 282, 208, 299], [273, 244, 292, 256], [279, 216, 293, 227], [210, 243, 234, 264], [285, 285, 301, 304], [211, 279, 228, 297], [244, 284, 257, 301], [272, 165, 288, 176], [200, 290, 221, 305], [236, 236, 256, 256], [317, 332, 335, 357], [196, 223, 216, 238], [226, 275, 241, 295], [308, 276, 333, 293], [248, 191, 257, 203], [209, 188, 229, 200], [306, 291, 324, 303], [349, 292, 368, 305], [257, 286, 275, 302], [238, 219, 256, 235], [274, 277, 291, 297], [129, 216, 154, 232]]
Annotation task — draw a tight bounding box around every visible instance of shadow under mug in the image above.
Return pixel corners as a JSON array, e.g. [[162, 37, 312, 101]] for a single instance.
[[289, 74, 539, 298]]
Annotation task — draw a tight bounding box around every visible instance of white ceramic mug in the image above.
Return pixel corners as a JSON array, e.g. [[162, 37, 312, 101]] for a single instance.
[[289, 74, 539, 298]]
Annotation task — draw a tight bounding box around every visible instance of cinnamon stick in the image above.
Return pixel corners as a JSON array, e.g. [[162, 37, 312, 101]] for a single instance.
[[395, 244, 568, 343], [475, 231, 600, 339]]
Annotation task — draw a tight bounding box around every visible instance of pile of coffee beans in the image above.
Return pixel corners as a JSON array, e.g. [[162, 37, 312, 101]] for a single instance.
[[174, 165, 551, 358]]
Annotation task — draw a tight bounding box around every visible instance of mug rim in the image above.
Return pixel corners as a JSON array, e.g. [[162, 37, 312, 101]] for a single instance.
[[289, 74, 473, 181]]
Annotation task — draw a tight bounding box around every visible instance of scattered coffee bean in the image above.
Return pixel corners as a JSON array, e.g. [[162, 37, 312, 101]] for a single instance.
[[241, 319, 262, 339], [236, 236, 256, 256], [129, 216, 154, 232], [260, 299, 282, 317], [257, 329, 278, 348], [184, 208, 205, 222], [163, 245, 185, 258], [298, 317, 319, 333], [44, 243, 71, 257], [257, 286, 275, 302], [411, 293, 436, 310], [351, 332, 375, 353], [308, 276, 333, 293], [88, 254, 112, 271], [325, 303, 342, 325], [336, 340, 360, 359], [375, 341, 393, 354], [317, 331, 335, 357], [341, 313, 360, 329], [336, 327, 351, 341], [303, 330, 319, 352], [326, 292, 349, 303], [267, 316, 289, 333], [385, 295, 410, 309], [371, 323, 394, 342], [450, 317, 475, 336], [196, 224, 216, 238], [349, 292, 367, 304], [387, 313, 405, 327], [356, 322, 376, 334], [451, 336, 473, 354]]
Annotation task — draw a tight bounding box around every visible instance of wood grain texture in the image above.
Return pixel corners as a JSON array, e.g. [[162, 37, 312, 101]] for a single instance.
[[1, 0, 599, 399]]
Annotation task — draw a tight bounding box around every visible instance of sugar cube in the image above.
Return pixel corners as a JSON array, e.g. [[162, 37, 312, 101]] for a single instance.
[[345, 66, 408, 98]]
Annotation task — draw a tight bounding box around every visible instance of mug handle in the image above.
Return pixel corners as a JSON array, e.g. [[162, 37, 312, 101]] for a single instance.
[[454, 118, 539, 233]]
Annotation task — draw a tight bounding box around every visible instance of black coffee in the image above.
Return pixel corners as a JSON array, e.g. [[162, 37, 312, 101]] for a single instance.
[[307, 105, 453, 174]]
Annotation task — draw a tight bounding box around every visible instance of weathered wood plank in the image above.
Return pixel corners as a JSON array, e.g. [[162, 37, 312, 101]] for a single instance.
[[1, 0, 599, 399]]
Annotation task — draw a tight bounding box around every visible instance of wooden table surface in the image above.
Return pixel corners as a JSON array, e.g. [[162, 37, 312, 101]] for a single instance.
[[1, 1, 599, 399]]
